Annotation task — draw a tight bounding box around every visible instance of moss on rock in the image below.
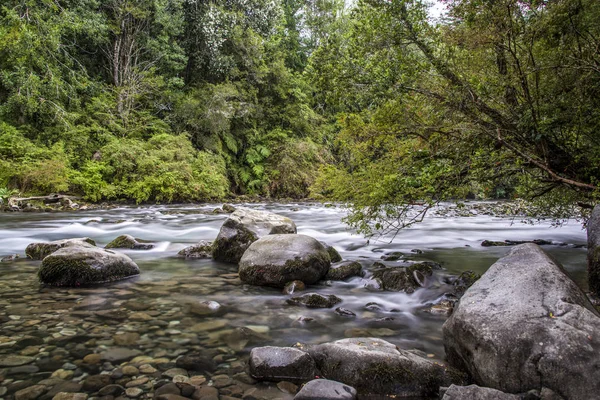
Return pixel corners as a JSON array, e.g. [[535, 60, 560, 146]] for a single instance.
[[38, 246, 139, 286]]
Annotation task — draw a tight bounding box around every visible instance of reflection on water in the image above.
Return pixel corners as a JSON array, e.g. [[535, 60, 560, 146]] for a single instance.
[[0, 202, 588, 396]]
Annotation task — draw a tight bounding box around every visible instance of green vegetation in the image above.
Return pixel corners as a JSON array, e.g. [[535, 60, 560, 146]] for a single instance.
[[1, 0, 599, 227]]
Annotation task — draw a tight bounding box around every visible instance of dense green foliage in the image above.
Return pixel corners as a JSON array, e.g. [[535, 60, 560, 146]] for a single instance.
[[0, 0, 339, 202], [1, 0, 599, 222]]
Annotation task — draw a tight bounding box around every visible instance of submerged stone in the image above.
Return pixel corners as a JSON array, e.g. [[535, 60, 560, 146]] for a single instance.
[[287, 293, 342, 308], [38, 246, 140, 286]]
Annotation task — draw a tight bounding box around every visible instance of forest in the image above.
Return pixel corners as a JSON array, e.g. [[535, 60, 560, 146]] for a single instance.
[[1, 0, 600, 228]]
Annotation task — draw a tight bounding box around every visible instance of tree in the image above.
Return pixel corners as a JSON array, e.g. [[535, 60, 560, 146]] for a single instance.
[[313, 0, 600, 235]]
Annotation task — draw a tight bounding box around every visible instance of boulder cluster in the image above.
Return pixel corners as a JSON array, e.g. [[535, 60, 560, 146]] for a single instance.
[[10, 205, 600, 400]]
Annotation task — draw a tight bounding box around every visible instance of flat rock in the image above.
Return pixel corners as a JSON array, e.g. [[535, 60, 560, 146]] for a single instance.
[[287, 293, 342, 308], [100, 348, 143, 363], [307, 338, 465, 397], [294, 379, 357, 400], [0, 355, 35, 367], [443, 244, 600, 399], [441, 384, 521, 399]]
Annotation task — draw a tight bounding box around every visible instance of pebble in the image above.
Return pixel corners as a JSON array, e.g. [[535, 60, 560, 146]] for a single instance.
[[138, 364, 157, 374], [52, 393, 88, 400], [125, 377, 149, 388], [122, 365, 139, 376], [125, 387, 144, 398], [83, 354, 101, 364], [52, 369, 75, 380], [0, 355, 35, 367], [15, 385, 47, 400], [163, 368, 187, 379]]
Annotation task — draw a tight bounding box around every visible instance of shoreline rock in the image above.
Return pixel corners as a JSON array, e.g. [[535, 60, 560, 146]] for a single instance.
[[443, 243, 600, 398]]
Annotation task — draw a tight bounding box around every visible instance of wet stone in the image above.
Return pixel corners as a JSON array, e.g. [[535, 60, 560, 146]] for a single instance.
[[287, 293, 342, 308], [82, 375, 112, 391], [0, 355, 35, 367], [15, 385, 48, 400], [98, 385, 125, 397], [124, 388, 144, 398], [100, 348, 143, 363], [52, 394, 88, 400], [125, 377, 149, 388]]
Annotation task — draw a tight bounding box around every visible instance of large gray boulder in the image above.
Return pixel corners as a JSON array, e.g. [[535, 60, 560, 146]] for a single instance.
[[588, 204, 600, 294], [212, 208, 297, 263], [249, 346, 316, 383], [295, 379, 357, 400], [25, 238, 96, 260], [239, 234, 331, 287], [306, 338, 465, 397], [38, 246, 140, 286], [443, 243, 600, 399]]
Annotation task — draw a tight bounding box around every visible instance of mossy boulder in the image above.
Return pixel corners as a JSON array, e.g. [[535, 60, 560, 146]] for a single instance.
[[306, 338, 466, 397], [212, 208, 297, 263], [239, 234, 330, 287], [178, 240, 213, 259], [326, 261, 363, 281], [38, 246, 140, 286], [105, 234, 154, 250], [443, 244, 600, 399], [287, 293, 342, 308], [371, 262, 437, 293], [25, 238, 96, 260]]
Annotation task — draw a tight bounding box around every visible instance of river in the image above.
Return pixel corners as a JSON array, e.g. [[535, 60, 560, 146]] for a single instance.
[[0, 202, 588, 397]]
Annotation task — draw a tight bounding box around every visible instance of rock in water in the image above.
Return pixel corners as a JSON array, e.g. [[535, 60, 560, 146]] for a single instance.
[[306, 338, 464, 397], [178, 241, 213, 259], [105, 234, 154, 250], [287, 293, 342, 308], [239, 234, 331, 287], [38, 246, 140, 286], [326, 261, 363, 281], [295, 379, 357, 400], [443, 243, 600, 399], [249, 347, 316, 383], [371, 262, 436, 293], [320, 242, 342, 263], [588, 204, 600, 294], [441, 385, 520, 400], [26, 238, 96, 260], [212, 208, 296, 263]]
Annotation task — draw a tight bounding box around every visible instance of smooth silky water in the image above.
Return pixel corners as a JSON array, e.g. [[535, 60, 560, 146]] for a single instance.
[[0, 203, 588, 385]]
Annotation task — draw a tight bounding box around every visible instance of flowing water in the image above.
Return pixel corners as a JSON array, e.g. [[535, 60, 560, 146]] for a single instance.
[[0, 203, 588, 397]]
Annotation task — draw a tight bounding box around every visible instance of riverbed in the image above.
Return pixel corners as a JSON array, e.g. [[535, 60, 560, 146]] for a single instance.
[[0, 202, 588, 398]]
